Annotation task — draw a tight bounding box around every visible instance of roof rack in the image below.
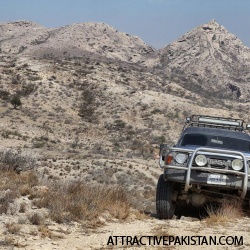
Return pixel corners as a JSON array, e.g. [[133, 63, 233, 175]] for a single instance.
[[184, 115, 244, 132]]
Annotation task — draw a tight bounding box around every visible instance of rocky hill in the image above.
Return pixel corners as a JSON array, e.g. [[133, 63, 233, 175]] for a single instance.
[[148, 20, 250, 101], [0, 21, 154, 63]]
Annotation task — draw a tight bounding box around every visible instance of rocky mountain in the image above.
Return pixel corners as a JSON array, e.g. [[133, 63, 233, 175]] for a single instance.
[[2, 19, 250, 101], [148, 20, 250, 101], [0, 21, 154, 63]]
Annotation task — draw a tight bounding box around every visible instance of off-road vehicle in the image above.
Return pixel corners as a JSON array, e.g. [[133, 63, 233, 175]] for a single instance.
[[156, 115, 250, 219]]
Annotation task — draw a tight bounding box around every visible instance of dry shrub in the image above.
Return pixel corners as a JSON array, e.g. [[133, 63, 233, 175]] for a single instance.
[[205, 199, 243, 225], [28, 212, 45, 225], [29, 186, 49, 199], [107, 201, 130, 220], [38, 225, 53, 238], [34, 181, 131, 223], [0, 171, 38, 214], [5, 223, 21, 234], [0, 149, 36, 172]]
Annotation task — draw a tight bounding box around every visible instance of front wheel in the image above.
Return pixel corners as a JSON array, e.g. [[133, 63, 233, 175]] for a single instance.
[[156, 174, 175, 219]]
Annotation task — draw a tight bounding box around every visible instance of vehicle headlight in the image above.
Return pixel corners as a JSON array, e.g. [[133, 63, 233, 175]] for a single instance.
[[232, 159, 243, 171], [195, 155, 207, 166], [175, 153, 187, 164]]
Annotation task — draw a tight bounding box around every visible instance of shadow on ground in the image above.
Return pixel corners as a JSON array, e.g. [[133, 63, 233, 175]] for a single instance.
[[149, 205, 210, 220]]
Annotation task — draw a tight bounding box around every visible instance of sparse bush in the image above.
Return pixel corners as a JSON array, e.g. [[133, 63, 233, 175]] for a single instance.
[[28, 212, 45, 225], [19, 203, 27, 213], [0, 90, 10, 101], [39, 225, 53, 238], [10, 95, 22, 109], [32, 136, 48, 148], [1, 130, 11, 139], [151, 108, 162, 114], [0, 149, 36, 172], [130, 139, 144, 151], [18, 215, 28, 224], [18, 83, 38, 96], [28, 76, 42, 81], [5, 223, 21, 234], [114, 119, 126, 130], [11, 75, 21, 85], [1, 129, 24, 140], [78, 89, 97, 122], [153, 135, 166, 144]]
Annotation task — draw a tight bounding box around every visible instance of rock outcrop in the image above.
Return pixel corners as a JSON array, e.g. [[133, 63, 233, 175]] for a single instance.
[[148, 20, 250, 100]]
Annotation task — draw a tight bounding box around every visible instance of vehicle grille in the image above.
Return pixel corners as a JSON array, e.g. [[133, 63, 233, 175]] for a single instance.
[[192, 156, 239, 171]]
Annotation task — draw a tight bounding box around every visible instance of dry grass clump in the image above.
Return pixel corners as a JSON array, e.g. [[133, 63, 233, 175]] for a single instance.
[[5, 222, 21, 234], [38, 224, 65, 239], [0, 170, 38, 214], [34, 181, 131, 223], [28, 212, 46, 225], [205, 199, 243, 225], [38, 225, 54, 238]]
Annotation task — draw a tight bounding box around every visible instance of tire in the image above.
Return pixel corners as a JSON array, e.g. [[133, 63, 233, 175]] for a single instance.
[[156, 174, 175, 219]]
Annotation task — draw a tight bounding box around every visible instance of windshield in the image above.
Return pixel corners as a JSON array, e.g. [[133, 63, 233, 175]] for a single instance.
[[180, 133, 250, 152]]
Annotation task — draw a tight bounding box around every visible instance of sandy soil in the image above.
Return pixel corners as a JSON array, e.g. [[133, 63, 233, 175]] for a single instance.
[[10, 215, 247, 250]]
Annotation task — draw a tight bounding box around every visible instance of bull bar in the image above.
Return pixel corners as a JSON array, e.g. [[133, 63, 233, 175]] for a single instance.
[[159, 147, 249, 198]]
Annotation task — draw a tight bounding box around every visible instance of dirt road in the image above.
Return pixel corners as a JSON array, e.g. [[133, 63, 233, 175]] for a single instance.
[[20, 215, 249, 250]]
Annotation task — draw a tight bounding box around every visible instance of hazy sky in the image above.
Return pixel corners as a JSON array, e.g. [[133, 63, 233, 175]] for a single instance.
[[0, 0, 249, 49]]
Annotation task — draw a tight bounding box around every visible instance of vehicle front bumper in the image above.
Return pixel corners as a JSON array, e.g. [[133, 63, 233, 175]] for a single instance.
[[164, 168, 247, 190], [160, 147, 249, 198]]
